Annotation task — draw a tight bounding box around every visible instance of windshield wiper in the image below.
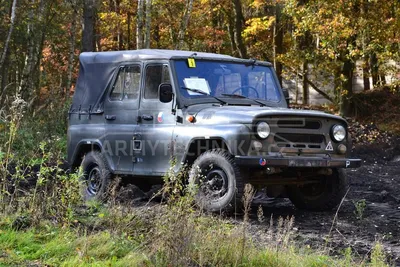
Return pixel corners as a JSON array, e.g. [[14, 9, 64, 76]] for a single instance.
[[181, 86, 226, 105], [221, 93, 266, 107]]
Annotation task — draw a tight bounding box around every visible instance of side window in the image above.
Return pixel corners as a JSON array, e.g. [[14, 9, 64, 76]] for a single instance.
[[144, 64, 171, 99], [110, 65, 141, 101]]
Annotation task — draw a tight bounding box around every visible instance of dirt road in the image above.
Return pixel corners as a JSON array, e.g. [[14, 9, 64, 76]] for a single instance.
[[127, 138, 400, 264], [248, 134, 400, 265]]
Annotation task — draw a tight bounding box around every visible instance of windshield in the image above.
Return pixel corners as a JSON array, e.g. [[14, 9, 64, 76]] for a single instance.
[[174, 59, 281, 106]]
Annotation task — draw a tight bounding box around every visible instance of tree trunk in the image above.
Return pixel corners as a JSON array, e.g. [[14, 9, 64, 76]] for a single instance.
[[274, 2, 283, 85], [136, 0, 144, 49], [0, 55, 9, 99], [18, 0, 45, 102], [232, 0, 247, 58], [66, 1, 78, 98], [110, 0, 123, 50], [127, 12, 131, 49], [82, 0, 96, 52], [380, 74, 386, 86], [175, 0, 194, 49], [209, 0, 218, 53], [144, 0, 152, 48], [363, 56, 370, 90], [370, 53, 379, 87], [33, 8, 48, 105], [360, 0, 370, 91], [220, 3, 238, 56], [227, 22, 238, 56], [340, 59, 354, 117], [118, 0, 124, 50], [153, 16, 160, 47], [302, 61, 309, 105], [0, 0, 17, 73]]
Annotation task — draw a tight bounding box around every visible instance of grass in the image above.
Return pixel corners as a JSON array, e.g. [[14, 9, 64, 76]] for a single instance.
[[0, 214, 390, 267], [0, 223, 148, 266]]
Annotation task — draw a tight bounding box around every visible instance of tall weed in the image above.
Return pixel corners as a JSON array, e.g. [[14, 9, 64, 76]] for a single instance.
[[0, 95, 82, 226]]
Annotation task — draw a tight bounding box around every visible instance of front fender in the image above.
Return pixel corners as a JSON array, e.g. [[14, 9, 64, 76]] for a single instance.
[[173, 124, 252, 164]]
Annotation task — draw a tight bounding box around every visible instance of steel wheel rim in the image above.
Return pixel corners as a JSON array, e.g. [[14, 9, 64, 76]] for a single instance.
[[87, 166, 102, 195], [200, 168, 228, 201]]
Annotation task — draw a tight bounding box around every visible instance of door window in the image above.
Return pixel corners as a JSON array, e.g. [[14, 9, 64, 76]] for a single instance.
[[110, 66, 141, 101], [144, 65, 171, 99]]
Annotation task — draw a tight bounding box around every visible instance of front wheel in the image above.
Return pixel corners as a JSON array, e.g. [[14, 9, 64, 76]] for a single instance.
[[189, 149, 244, 213], [287, 169, 348, 211]]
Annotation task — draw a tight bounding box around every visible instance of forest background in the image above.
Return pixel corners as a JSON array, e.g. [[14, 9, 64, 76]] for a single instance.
[[0, 0, 399, 118]]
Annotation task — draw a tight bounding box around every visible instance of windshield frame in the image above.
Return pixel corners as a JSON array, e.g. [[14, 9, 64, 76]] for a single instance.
[[170, 58, 287, 109]]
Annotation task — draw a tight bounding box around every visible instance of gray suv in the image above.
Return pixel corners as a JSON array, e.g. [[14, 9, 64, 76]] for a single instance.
[[67, 49, 361, 212]]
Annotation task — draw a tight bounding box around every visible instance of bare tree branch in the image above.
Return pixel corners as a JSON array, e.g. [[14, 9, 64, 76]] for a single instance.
[[296, 72, 334, 103]]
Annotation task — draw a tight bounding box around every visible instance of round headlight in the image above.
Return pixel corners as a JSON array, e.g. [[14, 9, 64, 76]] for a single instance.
[[256, 122, 270, 139], [332, 125, 346, 142]]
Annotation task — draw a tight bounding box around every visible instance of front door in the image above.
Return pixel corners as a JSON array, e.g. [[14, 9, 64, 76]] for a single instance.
[[135, 63, 176, 176], [103, 64, 141, 174]]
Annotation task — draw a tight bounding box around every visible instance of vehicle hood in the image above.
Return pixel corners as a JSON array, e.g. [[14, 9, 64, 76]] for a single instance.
[[186, 105, 347, 125]]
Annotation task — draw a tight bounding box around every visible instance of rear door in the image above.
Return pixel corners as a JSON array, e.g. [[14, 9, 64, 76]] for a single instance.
[[134, 62, 176, 176], [103, 64, 141, 174]]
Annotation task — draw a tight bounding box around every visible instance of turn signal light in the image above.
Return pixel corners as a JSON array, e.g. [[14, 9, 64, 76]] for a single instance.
[[187, 115, 195, 123]]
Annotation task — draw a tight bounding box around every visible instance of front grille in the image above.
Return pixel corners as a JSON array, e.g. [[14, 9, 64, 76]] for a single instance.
[[257, 117, 327, 151], [276, 119, 321, 129], [274, 133, 324, 144]]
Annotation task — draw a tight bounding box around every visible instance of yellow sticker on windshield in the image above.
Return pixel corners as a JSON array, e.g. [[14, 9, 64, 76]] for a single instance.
[[188, 58, 196, 68]]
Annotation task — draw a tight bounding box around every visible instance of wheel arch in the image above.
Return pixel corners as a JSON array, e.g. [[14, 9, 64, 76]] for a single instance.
[[70, 140, 112, 171], [182, 137, 232, 166]]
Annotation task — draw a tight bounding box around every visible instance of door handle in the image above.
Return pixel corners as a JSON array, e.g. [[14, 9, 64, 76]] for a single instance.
[[132, 133, 142, 151], [133, 133, 142, 139], [141, 114, 153, 121], [105, 115, 116, 120]]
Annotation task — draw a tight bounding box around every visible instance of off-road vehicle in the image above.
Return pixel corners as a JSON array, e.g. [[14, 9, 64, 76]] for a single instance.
[[67, 49, 361, 212]]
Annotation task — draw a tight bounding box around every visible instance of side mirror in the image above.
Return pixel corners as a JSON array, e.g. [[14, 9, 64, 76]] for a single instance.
[[282, 88, 290, 106], [159, 83, 173, 103]]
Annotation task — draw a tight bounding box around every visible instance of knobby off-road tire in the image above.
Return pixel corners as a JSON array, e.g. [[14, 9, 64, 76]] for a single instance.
[[80, 151, 113, 202], [189, 149, 244, 213], [287, 169, 348, 211]]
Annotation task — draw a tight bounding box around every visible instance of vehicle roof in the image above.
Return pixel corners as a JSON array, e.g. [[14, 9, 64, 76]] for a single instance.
[[71, 49, 273, 113], [79, 49, 265, 64]]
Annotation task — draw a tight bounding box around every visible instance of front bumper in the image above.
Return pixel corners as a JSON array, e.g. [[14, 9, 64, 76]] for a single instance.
[[235, 156, 361, 168]]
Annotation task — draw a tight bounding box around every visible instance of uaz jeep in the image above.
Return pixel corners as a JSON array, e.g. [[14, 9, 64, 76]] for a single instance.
[[67, 49, 361, 212]]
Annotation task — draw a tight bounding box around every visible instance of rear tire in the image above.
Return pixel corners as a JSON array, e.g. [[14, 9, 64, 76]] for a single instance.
[[287, 169, 348, 211], [189, 149, 244, 213], [80, 151, 113, 201]]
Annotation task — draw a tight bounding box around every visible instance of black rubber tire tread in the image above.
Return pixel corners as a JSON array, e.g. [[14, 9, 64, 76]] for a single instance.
[[287, 169, 348, 211], [189, 149, 244, 213], [80, 151, 113, 202]]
